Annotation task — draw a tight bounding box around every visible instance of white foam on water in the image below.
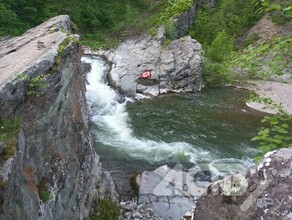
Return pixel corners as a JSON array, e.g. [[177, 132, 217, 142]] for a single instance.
[[83, 56, 255, 173], [82, 56, 213, 164]]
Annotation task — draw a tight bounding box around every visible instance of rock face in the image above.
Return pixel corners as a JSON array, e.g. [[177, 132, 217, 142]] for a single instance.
[[0, 15, 110, 219], [193, 148, 292, 220], [136, 165, 210, 220], [175, 2, 199, 38], [103, 34, 204, 97]]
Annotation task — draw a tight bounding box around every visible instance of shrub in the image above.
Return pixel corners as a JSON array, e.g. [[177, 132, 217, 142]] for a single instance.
[[0, 117, 21, 163], [230, 35, 292, 80], [271, 12, 288, 25], [207, 31, 234, 62], [0, 2, 28, 36], [90, 198, 120, 220], [203, 59, 233, 87], [243, 33, 260, 47], [164, 19, 178, 40], [17, 73, 48, 97], [189, 0, 261, 47], [249, 95, 292, 160]]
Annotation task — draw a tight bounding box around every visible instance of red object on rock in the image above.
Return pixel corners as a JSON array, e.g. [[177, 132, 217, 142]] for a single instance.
[[139, 70, 152, 79]]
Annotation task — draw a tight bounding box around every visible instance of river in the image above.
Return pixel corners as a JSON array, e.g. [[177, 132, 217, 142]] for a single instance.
[[82, 56, 265, 180]]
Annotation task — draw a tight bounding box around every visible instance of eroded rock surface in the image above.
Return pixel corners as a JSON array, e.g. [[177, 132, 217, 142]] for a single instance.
[[136, 165, 210, 220], [0, 16, 113, 220], [0, 15, 71, 89], [193, 148, 292, 220], [102, 34, 204, 97]]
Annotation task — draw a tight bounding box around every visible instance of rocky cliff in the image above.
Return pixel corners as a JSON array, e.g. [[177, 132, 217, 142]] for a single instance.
[[0, 15, 108, 219]]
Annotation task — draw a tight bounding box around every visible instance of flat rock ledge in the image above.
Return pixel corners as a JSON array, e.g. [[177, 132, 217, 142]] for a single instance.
[[0, 15, 72, 89], [131, 165, 210, 220], [99, 31, 204, 97], [192, 148, 292, 220]]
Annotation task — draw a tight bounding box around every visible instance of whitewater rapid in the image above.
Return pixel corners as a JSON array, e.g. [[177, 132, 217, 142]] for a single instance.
[[82, 56, 255, 175]]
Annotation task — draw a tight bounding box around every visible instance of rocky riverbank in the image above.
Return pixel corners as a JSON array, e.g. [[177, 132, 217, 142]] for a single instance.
[[117, 148, 292, 220]]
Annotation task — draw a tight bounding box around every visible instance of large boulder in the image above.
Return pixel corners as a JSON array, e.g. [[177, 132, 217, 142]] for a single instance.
[[102, 33, 204, 97], [192, 148, 292, 220], [136, 165, 210, 220]]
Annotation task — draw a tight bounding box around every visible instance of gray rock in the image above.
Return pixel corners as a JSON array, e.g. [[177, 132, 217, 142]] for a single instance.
[[105, 35, 203, 97], [0, 157, 14, 181], [119, 199, 164, 220], [137, 165, 208, 220], [132, 211, 143, 218], [175, 2, 198, 38], [0, 15, 115, 220], [193, 148, 292, 220]]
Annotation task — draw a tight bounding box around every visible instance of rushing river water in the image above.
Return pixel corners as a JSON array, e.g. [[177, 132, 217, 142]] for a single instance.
[[83, 56, 266, 177]]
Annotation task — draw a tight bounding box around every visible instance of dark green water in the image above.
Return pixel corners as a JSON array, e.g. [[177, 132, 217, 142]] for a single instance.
[[127, 88, 262, 162], [84, 56, 266, 175]]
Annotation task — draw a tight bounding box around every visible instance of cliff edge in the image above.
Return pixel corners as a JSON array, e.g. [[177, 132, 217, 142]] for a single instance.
[[0, 15, 108, 219]]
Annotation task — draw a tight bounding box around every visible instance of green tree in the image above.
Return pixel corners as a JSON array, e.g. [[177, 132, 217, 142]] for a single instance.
[[189, 0, 260, 47], [202, 31, 235, 87], [0, 2, 27, 36], [207, 31, 234, 62]]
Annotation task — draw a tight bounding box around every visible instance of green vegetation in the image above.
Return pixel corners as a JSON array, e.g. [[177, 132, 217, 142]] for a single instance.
[[189, 0, 261, 47], [242, 33, 260, 48], [158, 0, 193, 25], [18, 73, 48, 97], [90, 198, 120, 220], [38, 178, 52, 202], [0, 2, 28, 36], [52, 35, 80, 70], [189, 0, 292, 159], [207, 30, 234, 63], [0, 0, 195, 49], [202, 31, 235, 87], [0, 117, 21, 163], [39, 190, 51, 202], [189, 0, 291, 87], [188, 0, 262, 87], [231, 36, 292, 80], [253, 0, 292, 24], [249, 95, 292, 160]]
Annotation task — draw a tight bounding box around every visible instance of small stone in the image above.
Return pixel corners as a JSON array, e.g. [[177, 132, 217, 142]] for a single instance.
[[124, 202, 137, 211], [137, 204, 144, 210], [132, 211, 143, 219], [146, 208, 154, 213], [123, 212, 131, 218]]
